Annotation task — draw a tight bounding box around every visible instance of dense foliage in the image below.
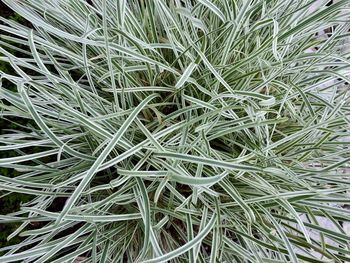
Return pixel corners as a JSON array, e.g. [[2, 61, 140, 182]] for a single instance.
[[0, 5, 32, 252], [1, 0, 350, 262]]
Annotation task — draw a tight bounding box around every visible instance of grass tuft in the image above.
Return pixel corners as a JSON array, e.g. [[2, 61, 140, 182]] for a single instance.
[[1, 0, 350, 262]]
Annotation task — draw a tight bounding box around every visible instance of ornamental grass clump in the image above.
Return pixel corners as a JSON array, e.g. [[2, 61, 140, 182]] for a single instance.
[[1, 0, 350, 262]]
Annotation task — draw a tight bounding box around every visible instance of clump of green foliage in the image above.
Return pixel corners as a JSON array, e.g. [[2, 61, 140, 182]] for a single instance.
[[1, 0, 350, 262], [0, 10, 32, 253]]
